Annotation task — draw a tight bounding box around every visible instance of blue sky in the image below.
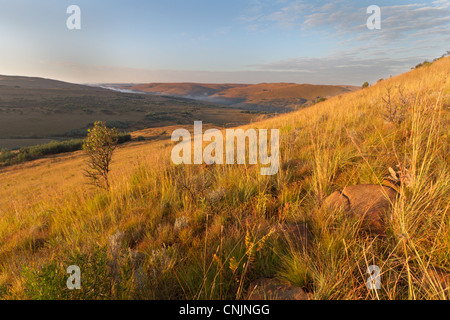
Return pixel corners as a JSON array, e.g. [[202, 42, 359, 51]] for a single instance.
[[0, 0, 449, 85]]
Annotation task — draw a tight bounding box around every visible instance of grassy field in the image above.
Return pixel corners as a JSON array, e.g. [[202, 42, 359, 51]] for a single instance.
[[0, 57, 449, 300]]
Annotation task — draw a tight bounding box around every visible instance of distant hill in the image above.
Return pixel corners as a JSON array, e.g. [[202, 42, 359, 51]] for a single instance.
[[106, 82, 360, 112], [0, 75, 99, 90], [117, 83, 247, 97], [0, 76, 264, 149]]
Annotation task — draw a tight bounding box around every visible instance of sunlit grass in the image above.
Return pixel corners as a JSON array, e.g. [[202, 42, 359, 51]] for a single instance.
[[0, 57, 449, 300]]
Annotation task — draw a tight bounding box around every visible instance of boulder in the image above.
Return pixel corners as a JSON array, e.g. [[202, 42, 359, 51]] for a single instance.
[[247, 278, 310, 300], [323, 183, 398, 234]]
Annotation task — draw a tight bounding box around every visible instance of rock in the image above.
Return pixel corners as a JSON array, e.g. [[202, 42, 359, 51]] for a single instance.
[[246, 278, 310, 300], [323, 183, 398, 234]]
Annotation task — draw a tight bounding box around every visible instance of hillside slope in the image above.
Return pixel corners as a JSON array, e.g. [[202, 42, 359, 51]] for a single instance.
[[0, 57, 449, 300]]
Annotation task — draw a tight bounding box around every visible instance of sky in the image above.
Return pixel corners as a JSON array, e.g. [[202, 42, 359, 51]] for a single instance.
[[0, 0, 449, 85]]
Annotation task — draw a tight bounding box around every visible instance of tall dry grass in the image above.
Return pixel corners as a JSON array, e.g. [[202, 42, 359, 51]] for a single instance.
[[0, 57, 448, 300]]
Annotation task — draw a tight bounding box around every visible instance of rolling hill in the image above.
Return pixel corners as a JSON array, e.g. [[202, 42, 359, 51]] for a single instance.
[[0, 76, 265, 149], [105, 82, 359, 112]]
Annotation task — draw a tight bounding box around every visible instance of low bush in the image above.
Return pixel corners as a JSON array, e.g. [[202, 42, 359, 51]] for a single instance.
[[0, 149, 14, 166], [21, 246, 134, 300]]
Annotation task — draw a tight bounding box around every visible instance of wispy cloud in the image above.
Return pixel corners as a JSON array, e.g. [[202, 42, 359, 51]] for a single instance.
[[248, 52, 421, 80], [239, 0, 311, 30], [242, 1, 450, 84]]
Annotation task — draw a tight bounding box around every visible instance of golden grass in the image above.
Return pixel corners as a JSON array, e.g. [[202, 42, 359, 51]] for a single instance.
[[0, 57, 449, 300]]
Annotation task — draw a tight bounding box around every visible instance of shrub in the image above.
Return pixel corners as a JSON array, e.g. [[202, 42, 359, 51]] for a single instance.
[[381, 86, 411, 124], [106, 121, 130, 129], [315, 97, 327, 104], [362, 82, 370, 89], [0, 148, 14, 166], [25, 140, 84, 157], [1, 133, 130, 168], [144, 112, 173, 121], [0, 284, 8, 298], [82, 121, 119, 189], [118, 133, 132, 144], [415, 60, 432, 69], [21, 246, 133, 300]]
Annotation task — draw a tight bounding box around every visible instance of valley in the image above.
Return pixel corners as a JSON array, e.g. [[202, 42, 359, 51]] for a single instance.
[[104, 82, 360, 112]]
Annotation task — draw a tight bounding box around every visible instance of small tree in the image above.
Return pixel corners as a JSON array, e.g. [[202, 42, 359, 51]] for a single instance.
[[362, 81, 369, 89], [82, 121, 119, 189]]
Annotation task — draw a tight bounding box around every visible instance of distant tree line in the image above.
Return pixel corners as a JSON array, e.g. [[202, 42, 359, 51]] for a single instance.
[[361, 51, 450, 89], [0, 132, 131, 167], [413, 50, 450, 69]]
